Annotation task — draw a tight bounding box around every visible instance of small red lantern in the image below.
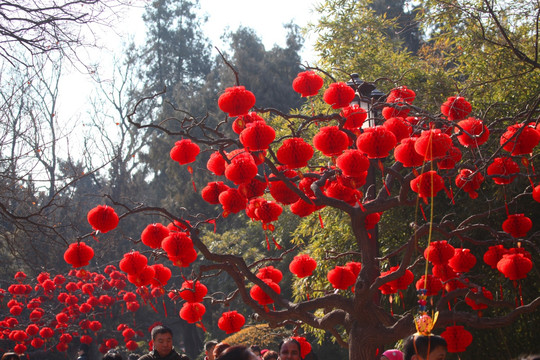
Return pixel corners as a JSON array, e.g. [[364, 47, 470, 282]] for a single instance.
[[424, 240, 455, 265], [356, 126, 397, 158], [269, 168, 300, 205], [441, 325, 473, 353], [313, 126, 350, 157], [289, 254, 317, 278], [150, 264, 172, 288], [39, 327, 54, 338], [497, 253, 533, 280], [119, 251, 148, 276], [336, 150, 370, 178], [386, 266, 414, 291], [387, 86, 416, 104], [276, 137, 314, 169], [455, 117, 489, 148], [232, 112, 265, 134], [346, 261, 362, 278], [170, 139, 200, 165], [394, 137, 425, 167], [383, 117, 412, 143], [448, 248, 476, 273], [207, 151, 227, 176], [31, 338, 44, 349], [141, 223, 170, 249], [218, 86, 256, 117], [323, 82, 355, 109], [126, 340, 138, 351], [238, 178, 267, 199], [162, 232, 194, 259], [292, 71, 324, 97], [437, 146, 462, 170], [340, 104, 367, 130], [201, 182, 230, 205], [64, 242, 94, 268], [410, 170, 445, 200], [224, 151, 258, 185], [257, 266, 283, 283], [432, 264, 457, 282], [218, 311, 245, 334], [240, 121, 276, 151], [465, 287, 493, 310], [250, 279, 281, 305], [483, 245, 508, 269], [179, 280, 208, 303], [87, 205, 119, 233], [254, 201, 283, 225], [127, 265, 155, 287], [26, 324, 39, 336], [415, 274, 443, 296], [533, 184, 540, 202], [455, 169, 484, 199], [80, 335, 93, 344], [441, 96, 472, 121], [14, 344, 27, 355], [327, 265, 356, 290], [487, 157, 520, 185], [219, 188, 248, 216], [290, 198, 318, 218], [325, 181, 361, 206], [500, 123, 540, 155], [381, 104, 410, 119], [365, 212, 382, 230], [414, 129, 452, 160], [502, 214, 533, 238], [179, 302, 206, 324]]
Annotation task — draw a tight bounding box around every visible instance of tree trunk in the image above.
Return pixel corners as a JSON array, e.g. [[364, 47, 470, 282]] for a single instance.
[[349, 320, 383, 360]]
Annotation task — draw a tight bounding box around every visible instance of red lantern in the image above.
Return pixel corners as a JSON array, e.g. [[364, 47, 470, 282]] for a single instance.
[[356, 126, 397, 158], [441, 96, 472, 121], [500, 123, 540, 155], [14, 344, 27, 355], [31, 338, 44, 349], [80, 335, 93, 344], [487, 157, 520, 185], [232, 112, 265, 134], [250, 279, 281, 305], [219, 188, 248, 216], [64, 242, 94, 268], [179, 302, 206, 324], [87, 205, 119, 233], [141, 223, 170, 249], [292, 71, 324, 97], [179, 280, 208, 303], [256, 266, 283, 283], [455, 117, 489, 148], [386, 266, 414, 291], [497, 253, 533, 280], [119, 251, 148, 276], [483, 245, 508, 269], [240, 121, 276, 151], [415, 274, 443, 296], [56, 312, 68, 324], [502, 214, 533, 238], [218, 86, 256, 117], [26, 324, 39, 336], [254, 201, 283, 225], [126, 340, 138, 351], [336, 150, 369, 178], [382, 104, 410, 119], [269, 168, 300, 205], [424, 240, 455, 265], [323, 82, 355, 109], [327, 265, 356, 290], [387, 86, 416, 104], [410, 171, 445, 200], [201, 182, 230, 205], [325, 180, 361, 206], [441, 325, 473, 353], [170, 139, 200, 165], [365, 212, 382, 230], [39, 327, 54, 338], [218, 311, 246, 334], [432, 263, 457, 282], [455, 169, 484, 199], [224, 151, 258, 185], [345, 261, 362, 279], [394, 137, 425, 167], [276, 138, 314, 169], [238, 178, 267, 199], [533, 184, 540, 202], [383, 117, 412, 143], [436, 146, 462, 170], [289, 254, 317, 278], [150, 264, 172, 288], [448, 248, 476, 273], [162, 232, 195, 260], [340, 104, 367, 130], [207, 151, 227, 175], [414, 129, 452, 160], [313, 126, 350, 157], [128, 266, 155, 287], [465, 287, 493, 310], [290, 198, 318, 218]]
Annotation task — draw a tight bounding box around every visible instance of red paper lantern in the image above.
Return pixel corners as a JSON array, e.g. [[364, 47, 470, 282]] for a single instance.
[[340, 104, 367, 130], [441, 325, 473, 353], [432, 263, 457, 282], [323, 82, 356, 109], [325, 180, 361, 206], [436, 146, 462, 170], [290, 198, 318, 218], [533, 184, 540, 202], [31, 338, 44, 349], [128, 266, 155, 287], [232, 112, 265, 134], [141, 223, 170, 249], [201, 182, 230, 205], [465, 287, 493, 310], [238, 178, 267, 199], [313, 126, 350, 157], [126, 340, 138, 351], [386, 266, 414, 291], [170, 139, 200, 165], [246, 197, 266, 221], [269, 168, 300, 205], [441, 96, 472, 121], [455, 169, 484, 199], [394, 137, 425, 167], [497, 253, 533, 280], [387, 86, 416, 104], [336, 150, 369, 178], [346, 261, 362, 278], [415, 274, 443, 296], [250, 279, 281, 305], [381, 104, 410, 119], [80, 335, 93, 344], [179, 302, 206, 324], [14, 344, 27, 355], [483, 245, 508, 269], [455, 117, 489, 148], [87, 205, 119, 233], [218, 86, 256, 117], [487, 157, 520, 185], [150, 264, 172, 288], [256, 266, 283, 283], [224, 151, 258, 185], [448, 248, 476, 273], [424, 240, 455, 265], [500, 123, 540, 155], [64, 242, 94, 268], [56, 312, 68, 324], [219, 188, 248, 216], [26, 324, 39, 336], [179, 280, 208, 303], [414, 129, 452, 160], [292, 71, 324, 97], [276, 137, 314, 169], [383, 117, 412, 143], [60, 333, 73, 344], [39, 327, 54, 338], [289, 254, 317, 278], [356, 126, 397, 158], [162, 232, 194, 259], [254, 201, 283, 224], [327, 265, 356, 290], [365, 212, 382, 230], [502, 214, 533, 238], [410, 170, 445, 200], [240, 121, 276, 151], [207, 151, 227, 175], [119, 251, 148, 276], [218, 311, 246, 334]]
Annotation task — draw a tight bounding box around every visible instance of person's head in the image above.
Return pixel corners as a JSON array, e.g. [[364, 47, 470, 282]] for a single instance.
[[403, 335, 447, 360], [103, 350, 123, 360], [262, 350, 279, 360], [213, 342, 231, 359], [216, 345, 258, 360], [1, 353, 20, 360], [250, 345, 262, 359], [205, 340, 218, 360], [278, 338, 302, 360], [381, 349, 404, 360], [151, 325, 174, 357], [79, 344, 90, 355]]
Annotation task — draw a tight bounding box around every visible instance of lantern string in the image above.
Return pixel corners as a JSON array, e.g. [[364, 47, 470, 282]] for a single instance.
[[318, 212, 324, 229]]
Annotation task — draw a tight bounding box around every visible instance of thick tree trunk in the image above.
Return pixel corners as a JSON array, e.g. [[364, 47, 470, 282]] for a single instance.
[[348, 320, 383, 360]]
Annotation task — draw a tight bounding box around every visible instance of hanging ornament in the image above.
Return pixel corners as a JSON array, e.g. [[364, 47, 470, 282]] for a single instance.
[[290, 198, 318, 218], [207, 151, 227, 176], [170, 139, 200, 165], [340, 104, 367, 130], [533, 185, 540, 202], [240, 121, 276, 151], [455, 169, 484, 199], [455, 117, 490, 148], [256, 266, 283, 283], [336, 149, 370, 178], [87, 205, 119, 233], [415, 274, 443, 296], [238, 177, 267, 199], [289, 254, 317, 278], [465, 287, 493, 311], [448, 248, 476, 273], [497, 253, 533, 280], [179, 302, 206, 324], [325, 180, 361, 206], [383, 117, 412, 143], [292, 71, 324, 97], [141, 223, 170, 249], [218, 311, 246, 334], [119, 251, 148, 276], [224, 151, 258, 185], [313, 126, 350, 157], [500, 123, 540, 156], [64, 242, 94, 268], [201, 182, 230, 205], [276, 137, 314, 169], [250, 279, 281, 306], [382, 104, 410, 119], [502, 214, 533, 238], [424, 240, 455, 265], [436, 146, 462, 170], [387, 86, 416, 104], [483, 245, 508, 269], [410, 170, 445, 201], [218, 86, 256, 117], [323, 82, 356, 109], [179, 280, 208, 303], [441, 96, 472, 121], [441, 325, 473, 353], [394, 137, 425, 167], [356, 126, 397, 158], [232, 112, 265, 134], [327, 265, 356, 290], [487, 157, 520, 185], [269, 167, 300, 205], [414, 129, 452, 160]]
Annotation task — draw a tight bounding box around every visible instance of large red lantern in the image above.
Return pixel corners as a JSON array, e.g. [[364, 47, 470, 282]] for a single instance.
[[179, 302, 206, 324], [487, 157, 520, 185], [201, 182, 230, 205], [483, 245, 508, 269], [218, 311, 245, 334], [441, 325, 473, 353], [394, 137, 425, 167], [448, 248, 476, 273], [455, 117, 489, 148], [224, 151, 258, 185], [31, 338, 44, 349], [323, 82, 355, 109], [119, 251, 148, 276], [179, 280, 208, 303], [87, 205, 119, 233], [356, 126, 397, 158], [336, 150, 369, 178], [441, 96, 472, 121], [325, 180, 361, 206], [387, 86, 416, 104], [414, 129, 452, 160], [207, 151, 227, 176], [64, 242, 94, 268], [502, 214, 533, 238], [292, 71, 324, 97], [313, 126, 350, 157], [127, 265, 155, 287], [240, 121, 276, 151], [162, 232, 195, 261], [289, 254, 317, 278], [327, 265, 356, 290], [455, 169, 484, 199], [269, 168, 300, 205], [141, 223, 170, 249], [383, 117, 412, 143], [218, 86, 256, 117], [219, 188, 248, 216], [39, 327, 54, 338], [424, 240, 455, 265], [250, 279, 281, 305], [290, 198, 318, 218], [170, 139, 200, 165], [238, 178, 267, 199], [500, 123, 540, 155], [150, 264, 172, 288], [497, 253, 533, 280], [415, 274, 443, 296], [276, 138, 314, 169], [340, 104, 367, 130], [410, 170, 445, 200], [436, 146, 462, 170], [254, 201, 283, 225]]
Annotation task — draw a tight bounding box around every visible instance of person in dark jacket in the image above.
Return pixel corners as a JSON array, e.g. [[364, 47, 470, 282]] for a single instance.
[[138, 325, 190, 360], [78, 344, 89, 360]]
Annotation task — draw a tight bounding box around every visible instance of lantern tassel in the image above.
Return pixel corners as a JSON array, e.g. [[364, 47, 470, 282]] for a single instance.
[[149, 301, 158, 314], [265, 233, 271, 251], [187, 166, 197, 192], [519, 282, 524, 306], [207, 219, 217, 233], [318, 212, 324, 228], [389, 295, 393, 316], [163, 299, 167, 317], [92, 232, 99, 242], [419, 204, 427, 221], [272, 236, 282, 250], [196, 322, 206, 332]]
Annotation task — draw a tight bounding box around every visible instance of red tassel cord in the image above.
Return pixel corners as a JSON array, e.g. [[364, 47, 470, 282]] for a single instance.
[[265, 233, 271, 251], [318, 212, 324, 228], [272, 236, 282, 250], [187, 166, 197, 192], [163, 299, 167, 317]]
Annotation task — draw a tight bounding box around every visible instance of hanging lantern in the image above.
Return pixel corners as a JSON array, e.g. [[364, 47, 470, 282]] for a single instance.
[[313, 126, 350, 157], [424, 240, 455, 265], [487, 157, 520, 185], [323, 82, 356, 109], [410, 170, 445, 200], [291, 336, 312, 358], [500, 123, 540, 155], [414, 129, 452, 160], [356, 126, 397, 158], [219, 188, 248, 216], [441, 96, 472, 121], [232, 112, 265, 134], [394, 137, 425, 167], [31, 338, 44, 349], [170, 139, 200, 165], [455, 169, 484, 199], [325, 180, 361, 206], [207, 151, 227, 176], [415, 274, 443, 296], [246, 197, 266, 222], [87, 205, 119, 233], [292, 71, 324, 97], [381, 104, 410, 119], [336, 150, 370, 178], [483, 245, 508, 269], [80, 335, 93, 344], [269, 168, 300, 205], [256, 266, 283, 283], [218, 311, 246, 334], [238, 178, 267, 199], [250, 279, 281, 305], [218, 86, 256, 117], [290, 198, 318, 218], [119, 251, 148, 276], [254, 201, 283, 225], [224, 151, 258, 185], [14, 344, 27, 355], [289, 254, 317, 278], [39, 327, 54, 339], [465, 287, 493, 310], [240, 121, 276, 151], [201, 182, 230, 205], [340, 104, 367, 130], [455, 117, 490, 148], [180, 280, 208, 303], [162, 232, 195, 263], [179, 302, 206, 324], [127, 266, 155, 287], [327, 265, 356, 290], [365, 212, 382, 230], [150, 264, 172, 288], [25, 324, 39, 336], [533, 185, 540, 202], [387, 86, 416, 104], [141, 223, 170, 249], [497, 253, 533, 281], [386, 266, 414, 291], [502, 214, 533, 238], [126, 340, 138, 351], [441, 325, 473, 353], [383, 117, 412, 143], [276, 137, 314, 169], [437, 146, 462, 170], [432, 263, 457, 282], [64, 242, 94, 268], [448, 248, 476, 273]]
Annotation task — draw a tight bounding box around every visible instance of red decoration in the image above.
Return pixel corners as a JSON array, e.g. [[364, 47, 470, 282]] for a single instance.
[[225, 151, 258, 185], [14, 344, 27, 355], [497, 253, 533, 280], [424, 240, 455, 265], [313, 126, 350, 157], [323, 82, 356, 109], [410, 170, 445, 200], [290, 198, 318, 218], [365, 212, 382, 230], [387, 86, 416, 104], [340, 104, 367, 130], [502, 214, 533, 238], [64, 242, 94, 268], [383, 117, 412, 143], [170, 139, 200, 165], [232, 112, 265, 134], [240, 121, 276, 151], [483, 245, 508, 269], [257, 266, 283, 283], [385, 266, 414, 291], [276, 137, 314, 169], [179, 280, 208, 303], [87, 205, 119, 233], [327, 265, 356, 290], [119, 251, 148, 276], [448, 248, 476, 273], [432, 264, 457, 282], [127, 265, 155, 287], [414, 129, 452, 160], [179, 302, 206, 324], [487, 157, 520, 185], [437, 146, 462, 170], [289, 254, 317, 278], [455, 169, 484, 199], [31, 338, 44, 349], [126, 340, 138, 351], [455, 117, 489, 148], [150, 264, 172, 288], [382, 104, 410, 119], [291, 336, 312, 358], [238, 178, 267, 199], [325, 180, 361, 206], [141, 223, 170, 249], [465, 287, 493, 310], [219, 188, 248, 216], [415, 274, 443, 296], [500, 123, 540, 155], [533, 184, 540, 202], [39, 327, 54, 338], [441, 96, 472, 121], [336, 150, 369, 178], [441, 325, 473, 353], [218, 86, 256, 117], [356, 126, 397, 158], [207, 151, 227, 175], [218, 311, 246, 334], [394, 137, 425, 167], [161, 232, 196, 267], [250, 279, 281, 305], [292, 71, 324, 97], [269, 168, 300, 205], [254, 201, 283, 224], [201, 182, 230, 205]]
